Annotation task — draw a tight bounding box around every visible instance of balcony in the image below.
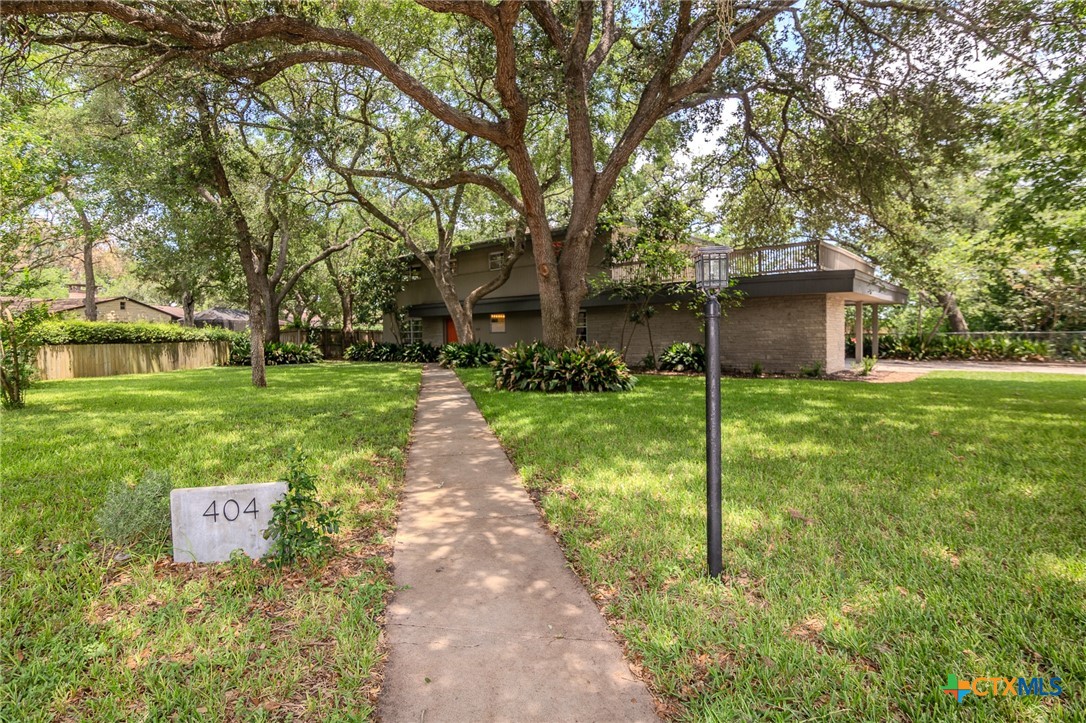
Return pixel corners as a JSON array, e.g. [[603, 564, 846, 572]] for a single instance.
[[609, 240, 876, 283]]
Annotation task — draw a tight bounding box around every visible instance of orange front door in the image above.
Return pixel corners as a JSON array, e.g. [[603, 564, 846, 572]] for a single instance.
[[445, 318, 458, 343]]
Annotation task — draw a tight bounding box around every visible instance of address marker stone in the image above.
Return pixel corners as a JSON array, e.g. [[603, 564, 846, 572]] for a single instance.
[[170, 481, 287, 563]]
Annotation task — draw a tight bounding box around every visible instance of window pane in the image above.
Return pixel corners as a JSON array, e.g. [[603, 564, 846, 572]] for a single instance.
[[490, 313, 506, 333]]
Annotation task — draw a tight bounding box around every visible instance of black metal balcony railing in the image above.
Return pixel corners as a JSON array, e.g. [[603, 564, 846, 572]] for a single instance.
[[609, 240, 875, 283]]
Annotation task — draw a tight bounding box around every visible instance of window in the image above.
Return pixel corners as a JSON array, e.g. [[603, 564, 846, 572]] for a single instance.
[[449, 258, 459, 275], [488, 251, 505, 271], [407, 265, 423, 281], [490, 313, 506, 333], [119, 301, 127, 311], [405, 318, 423, 344], [577, 311, 587, 343]]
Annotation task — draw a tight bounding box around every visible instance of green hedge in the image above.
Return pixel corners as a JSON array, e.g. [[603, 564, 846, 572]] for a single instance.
[[34, 321, 242, 345], [847, 333, 1085, 361]]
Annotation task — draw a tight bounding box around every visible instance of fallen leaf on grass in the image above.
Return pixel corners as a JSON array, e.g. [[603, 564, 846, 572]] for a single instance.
[[788, 509, 814, 526]]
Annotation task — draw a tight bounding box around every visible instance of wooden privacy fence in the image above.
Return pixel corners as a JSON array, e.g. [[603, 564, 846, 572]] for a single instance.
[[36, 341, 231, 380]]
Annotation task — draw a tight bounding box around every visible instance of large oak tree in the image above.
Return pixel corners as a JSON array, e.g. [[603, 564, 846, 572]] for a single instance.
[[2, 0, 1061, 346]]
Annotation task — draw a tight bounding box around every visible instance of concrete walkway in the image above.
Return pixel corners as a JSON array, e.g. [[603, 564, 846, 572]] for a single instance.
[[379, 367, 658, 723], [875, 360, 1086, 376]]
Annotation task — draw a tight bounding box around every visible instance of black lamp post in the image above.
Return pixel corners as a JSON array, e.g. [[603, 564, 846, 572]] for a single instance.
[[694, 245, 731, 578]]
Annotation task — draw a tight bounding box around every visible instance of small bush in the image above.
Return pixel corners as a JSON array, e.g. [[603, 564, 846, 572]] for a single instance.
[[751, 361, 763, 377], [264, 452, 340, 567], [857, 356, 877, 376], [266, 342, 322, 365], [96, 470, 173, 546], [229, 338, 321, 366], [639, 353, 657, 371], [658, 341, 706, 373], [229, 336, 252, 365], [400, 341, 440, 363], [439, 342, 500, 368], [35, 320, 241, 345], [345, 341, 403, 362], [493, 342, 636, 393], [800, 361, 824, 378]]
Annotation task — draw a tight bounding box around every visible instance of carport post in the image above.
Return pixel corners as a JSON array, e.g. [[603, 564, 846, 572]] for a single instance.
[[854, 302, 864, 364], [872, 305, 880, 359]]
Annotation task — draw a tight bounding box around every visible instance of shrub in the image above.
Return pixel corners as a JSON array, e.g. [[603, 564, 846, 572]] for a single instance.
[[439, 341, 500, 368], [751, 361, 763, 377], [848, 333, 1063, 362], [800, 361, 824, 378], [96, 470, 173, 546], [345, 341, 403, 362], [34, 320, 241, 345], [229, 338, 321, 366], [493, 342, 636, 393], [264, 452, 340, 567], [229, 336, 252, 365], [400, 341, 440, 363], [857, 356, 877, 376], [658, 341, 706, 372], [639, 353, 657, 371], [1, 300, 51, 409], [265, 342, 322, 365]]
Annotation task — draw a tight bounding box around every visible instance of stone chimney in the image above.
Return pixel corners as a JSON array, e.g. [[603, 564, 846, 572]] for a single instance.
[[68, 283, 86, 299]]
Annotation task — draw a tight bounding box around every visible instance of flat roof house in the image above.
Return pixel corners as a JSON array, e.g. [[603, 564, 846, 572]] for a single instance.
[[384, 233, 907, 374]]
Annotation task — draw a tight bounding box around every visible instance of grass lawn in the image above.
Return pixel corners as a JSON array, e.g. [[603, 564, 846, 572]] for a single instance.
[[459, 370, 1085, 722], [1, 363, 420, 721]]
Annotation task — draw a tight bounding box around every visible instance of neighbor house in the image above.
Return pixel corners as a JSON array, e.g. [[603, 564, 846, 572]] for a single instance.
[[2, 284, 185, 324], [384, 232, 907, 374]]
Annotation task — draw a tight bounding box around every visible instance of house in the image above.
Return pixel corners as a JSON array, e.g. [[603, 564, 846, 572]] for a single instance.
[[1, 285, 185, 324], [194, 308, 250, 332], [384, 232, 908, 374]]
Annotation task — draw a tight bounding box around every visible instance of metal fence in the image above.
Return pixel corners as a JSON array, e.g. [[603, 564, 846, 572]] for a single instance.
[[609, 240, 876, 283]]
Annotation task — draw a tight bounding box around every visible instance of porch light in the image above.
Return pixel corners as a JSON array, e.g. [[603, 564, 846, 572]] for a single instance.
[[693, 245, 732, 292]]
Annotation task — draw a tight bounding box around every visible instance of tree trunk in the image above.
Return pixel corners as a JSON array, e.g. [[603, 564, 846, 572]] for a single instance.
[[340, 291, 354, 334], [243, 269, 267, 388], [181, 289, 195, 327], [457, 298, 478, 344], [263, 283, 280, 343], [937, 291, 969, 333], [82, 242, 97, 322]]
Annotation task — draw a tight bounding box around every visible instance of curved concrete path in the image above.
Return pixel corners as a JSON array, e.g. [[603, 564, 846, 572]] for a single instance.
[[378, 367, 658, 723]]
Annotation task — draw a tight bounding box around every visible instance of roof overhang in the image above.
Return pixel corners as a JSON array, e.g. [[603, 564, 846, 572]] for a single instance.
[[732, 269, 908, 304], [405, 269, 907, 317]]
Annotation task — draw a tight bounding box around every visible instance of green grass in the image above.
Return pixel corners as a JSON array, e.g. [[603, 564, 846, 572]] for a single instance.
[[1, 363, 421, 721], [458, 370, 1086, 722]]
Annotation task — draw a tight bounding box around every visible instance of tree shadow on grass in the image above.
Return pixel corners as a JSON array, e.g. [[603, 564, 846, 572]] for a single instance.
[[460, 371, 1086, 720]]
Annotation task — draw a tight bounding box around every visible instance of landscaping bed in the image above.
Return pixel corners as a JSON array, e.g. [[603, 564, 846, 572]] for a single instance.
[[1, 364, 420, 721], [458, 369, 1085, 720]]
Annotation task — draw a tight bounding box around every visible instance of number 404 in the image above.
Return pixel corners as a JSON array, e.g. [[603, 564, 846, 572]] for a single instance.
[[203, 498, 258, 522]]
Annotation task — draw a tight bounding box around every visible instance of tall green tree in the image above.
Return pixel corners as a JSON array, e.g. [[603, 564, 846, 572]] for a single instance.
[[4, 0, 1057, 347]]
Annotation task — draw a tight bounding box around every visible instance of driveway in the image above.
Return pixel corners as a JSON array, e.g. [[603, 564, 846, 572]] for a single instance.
[[874, 359, 1086, 376]]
